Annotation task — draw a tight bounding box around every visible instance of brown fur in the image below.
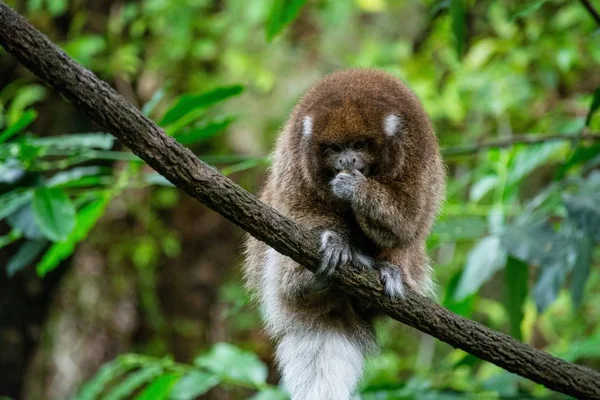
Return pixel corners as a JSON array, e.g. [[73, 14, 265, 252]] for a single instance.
[[243, 69, 445, 397]]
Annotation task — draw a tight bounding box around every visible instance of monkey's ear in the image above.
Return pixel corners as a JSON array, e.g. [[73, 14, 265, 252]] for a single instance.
[[302, 115, 313, 138], [383, 114, 402, 136]]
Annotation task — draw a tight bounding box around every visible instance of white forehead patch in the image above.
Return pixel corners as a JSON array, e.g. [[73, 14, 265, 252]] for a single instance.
[[302, 116, 313, 138], [383, 114, 402, 136]]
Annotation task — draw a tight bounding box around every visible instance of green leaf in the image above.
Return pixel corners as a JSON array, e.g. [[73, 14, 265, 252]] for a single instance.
[[160, 85, 243, 127], [443, 270, 476, 317], [249, 388, 288, 400], [135, 373, 180, 400], [104, 364, 164, 400], [142, 88, 166, 117], [30, 133, 114, 150], [194, 343, 268, 387], [6, 239, 47, 277], [174, 116, 236, 145], [571, 235, 592, 308], [0, 158, 25, 184], [449, 0, 466, 58], [504, 257, 528, 340], [47, 166, 110, 188], [0, 229, 22, 250], [454, 236, 507, 300], [511, 0, 550, 20], [37, 196, 109, 276], [74, 357, 137, 400], [32, 187, 76, 242], [47, 0, 67, 16], [433, 216, 487, 240], [564, 193, 600, 242], [220, 157, 271, 176], [0, 190, 32, 220], [585, 87, 600, 127], [507, 142, 566, 186], [7, 203, 44, 239], [0, 109, 37, 143], [266, 0, 308, 41], [170, 371, 221, 400], [501, 222, 575, 312], [6, 85, 45, 124], [500, 223, 576, 267]]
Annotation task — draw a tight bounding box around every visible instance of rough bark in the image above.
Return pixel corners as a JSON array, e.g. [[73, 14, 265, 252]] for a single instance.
[[0, 3, 599, 398]]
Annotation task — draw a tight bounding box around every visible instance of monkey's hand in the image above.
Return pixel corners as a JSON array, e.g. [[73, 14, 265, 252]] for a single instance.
[[330, 170, 366, 202], [377, 262, 405, 298], [318, 230, 373, 276]]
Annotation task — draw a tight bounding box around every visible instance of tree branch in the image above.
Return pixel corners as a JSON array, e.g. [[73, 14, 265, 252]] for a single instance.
[[579, 0, 600, 26], [443, 132, 600, 157], [0, 3, 599, 398]]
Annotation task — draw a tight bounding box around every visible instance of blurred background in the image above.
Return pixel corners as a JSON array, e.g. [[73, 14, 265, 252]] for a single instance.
[[1, 0, 599, 399]]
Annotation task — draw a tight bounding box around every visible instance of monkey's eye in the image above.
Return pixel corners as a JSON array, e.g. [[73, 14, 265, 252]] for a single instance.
[[353, 140, 368, 150], [321, 143, 342, 154]]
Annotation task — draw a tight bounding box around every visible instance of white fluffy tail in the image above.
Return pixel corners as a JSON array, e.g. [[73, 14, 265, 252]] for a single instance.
[[276, 327, 365, 400]]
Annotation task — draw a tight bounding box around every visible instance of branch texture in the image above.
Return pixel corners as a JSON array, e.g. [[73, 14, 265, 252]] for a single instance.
[[0, 3, 599, 398]]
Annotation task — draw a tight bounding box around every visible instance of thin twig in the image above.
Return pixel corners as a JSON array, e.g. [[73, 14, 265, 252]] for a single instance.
[[579, 0, 600, 26], [442, 132, 600, 157]]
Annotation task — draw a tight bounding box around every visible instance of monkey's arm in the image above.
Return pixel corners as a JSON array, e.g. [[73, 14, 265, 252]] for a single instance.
[[331, 171, 434, 249]]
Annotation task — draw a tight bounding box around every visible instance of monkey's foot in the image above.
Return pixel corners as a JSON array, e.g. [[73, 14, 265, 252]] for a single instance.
[[378, 263, 405, 298], [319, 230, 373, 276]]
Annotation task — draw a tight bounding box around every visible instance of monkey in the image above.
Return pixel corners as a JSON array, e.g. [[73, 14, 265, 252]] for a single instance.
[[244, 69, 445, 400]]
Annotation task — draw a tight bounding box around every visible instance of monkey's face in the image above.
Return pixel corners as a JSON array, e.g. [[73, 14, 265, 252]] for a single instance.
[[298, 105, 404, 187], [318, 139, 375, 177]]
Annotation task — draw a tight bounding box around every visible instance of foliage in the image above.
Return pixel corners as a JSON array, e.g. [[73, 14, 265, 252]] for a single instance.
[[73, 344, 284, 400], [1, 0, 600, 399]]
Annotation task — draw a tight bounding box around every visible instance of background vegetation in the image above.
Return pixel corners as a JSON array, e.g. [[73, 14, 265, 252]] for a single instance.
[[1, 0, 599, 399]]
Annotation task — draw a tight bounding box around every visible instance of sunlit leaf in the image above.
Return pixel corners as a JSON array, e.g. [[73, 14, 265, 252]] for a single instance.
[[135, 372, 180, 400], [504, 257, 528, 340], [454, 236, 507, 300], [6, 239, 47, 277], [32, 187, 76, 242], [47, 0, 67, 15], [47, 166, 111, 188], [585, 87, 600, 127], [170, 371, 220, 400], [160, 85, 243, 127], [37, 195, 110, 276], [63, 35, 106, 67], [0, 229, 22, 250], [507, 142, 566, 186], [433, 216, 487, 240], [266, 0, 308, 41], [194, 343, 268, 387], [0, 109, 37, 143], [6, 84, 46, 123], [74, 357, 136, 400], [104, 364, 164, 400], [30, 133, 114, 150], [174, 116, 236, 145]]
